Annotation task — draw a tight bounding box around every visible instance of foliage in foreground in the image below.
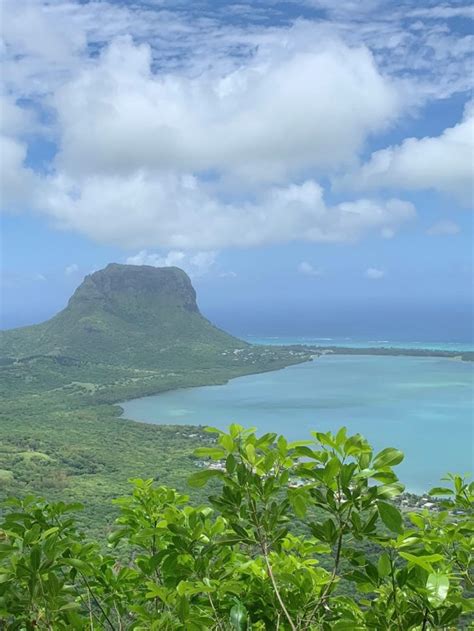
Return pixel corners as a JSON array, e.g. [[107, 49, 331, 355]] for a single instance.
[[0, 426, 472, 630]]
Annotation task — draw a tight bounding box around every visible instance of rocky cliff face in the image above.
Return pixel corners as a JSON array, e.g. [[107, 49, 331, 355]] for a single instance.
[[67, 264, 199, 318]]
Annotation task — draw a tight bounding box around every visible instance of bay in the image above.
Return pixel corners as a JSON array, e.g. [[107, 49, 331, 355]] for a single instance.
[[121, 354, 474, 493]]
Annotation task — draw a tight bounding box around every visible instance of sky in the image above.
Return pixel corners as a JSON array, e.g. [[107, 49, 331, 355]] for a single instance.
[[0, 0, 473, 340]]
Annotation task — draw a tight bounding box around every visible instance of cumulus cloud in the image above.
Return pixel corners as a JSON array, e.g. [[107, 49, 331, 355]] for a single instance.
[[365, 267, 385, 279], [339, 102, 474, 204], [51, 35, 401, 182], [1, 0, 470, 252], [0, 26, 420, 249], [297, 261, 322, 277], [65, 263, 79, 275], [38, 174, 415, 248], [427, 220, 461, 236], [126, 249, 217, 276]]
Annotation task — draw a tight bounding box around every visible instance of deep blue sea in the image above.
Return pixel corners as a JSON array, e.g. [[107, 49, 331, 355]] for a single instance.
[[121, 338, 474, 493]]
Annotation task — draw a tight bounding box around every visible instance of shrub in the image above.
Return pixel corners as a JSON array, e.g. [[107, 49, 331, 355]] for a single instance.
[[0, 425, 472, 629]]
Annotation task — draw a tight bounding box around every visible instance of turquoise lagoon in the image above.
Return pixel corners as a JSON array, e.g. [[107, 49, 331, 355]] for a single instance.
[[244, 336, 474, 352], [121, 354, 474, 493]]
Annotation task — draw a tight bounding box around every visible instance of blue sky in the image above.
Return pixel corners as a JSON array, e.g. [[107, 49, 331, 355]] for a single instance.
[[1, 0, 473, 340]]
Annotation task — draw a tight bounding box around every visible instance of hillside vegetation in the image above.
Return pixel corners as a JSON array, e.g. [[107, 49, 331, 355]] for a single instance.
[[0, 265, 311, 531]]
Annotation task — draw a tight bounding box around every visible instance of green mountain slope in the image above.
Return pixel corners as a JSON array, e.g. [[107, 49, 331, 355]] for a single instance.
[[0, 264, 311, 526], [1, 264, 246, 368]]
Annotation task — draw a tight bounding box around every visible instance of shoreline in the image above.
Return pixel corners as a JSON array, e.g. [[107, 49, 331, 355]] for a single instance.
[[301, 345, 473, 362], [118, 345, 473, 415], [120, 348, 470, 497]]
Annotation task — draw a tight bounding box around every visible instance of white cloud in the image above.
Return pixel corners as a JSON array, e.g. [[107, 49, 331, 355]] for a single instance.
[[33, 273, 46, 281], [51, 35, 401, 182], [427, 219, 461, 236], [0, 96, 37, 137], [0, 24, 420, 249], [297, 261, 322, 277], [126, 249, 217, 277], [39, 174, 415, 248], [339, 102, 474, 204], [0, 135, 40, 211], [407, 6, 474, 20], [219, 271, 237, 278], [2, 0, 472, 105], [65, 263, 79, 275], [1, 0, 470, 252], [365, 267, 385, 279], [303, 1, 474, 99]]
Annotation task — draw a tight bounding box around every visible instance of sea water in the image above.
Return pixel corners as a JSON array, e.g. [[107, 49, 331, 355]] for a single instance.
[[244, 336, 474, 353], [121, 353, 473, 493]]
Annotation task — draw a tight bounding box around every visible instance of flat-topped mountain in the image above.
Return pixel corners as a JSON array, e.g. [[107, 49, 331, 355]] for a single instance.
[[1, 264, 245, 368], [68, 264, 200, 316]]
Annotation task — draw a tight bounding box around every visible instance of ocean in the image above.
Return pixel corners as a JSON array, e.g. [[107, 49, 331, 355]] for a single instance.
[[244, 336, 474, 353], [121, 338, 474, 493]]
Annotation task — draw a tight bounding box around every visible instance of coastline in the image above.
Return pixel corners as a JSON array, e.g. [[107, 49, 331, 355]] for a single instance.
[[300, 345, 473, 362], [119, 351, 473, 494], [117, 343, 473, 414]]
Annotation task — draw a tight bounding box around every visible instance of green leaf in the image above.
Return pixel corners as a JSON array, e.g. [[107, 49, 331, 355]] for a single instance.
[[204, 426, 223, 435], [40, 526, 59, 540], [378, 552, 391, 578], [373, 448, 404, 469], [229, 424, 244, 439], [61, 558, 90, 572], [428, 487, 453, 497], [187, 469, 224, 488], [313, 432, 336, 449], [399, 552, 444, 573], [194, 447, 225, 460], [30, 546, 41, 572], [324, 457, 340, 482], [340, 463, 357, 488], [335, 427, 347, 447], [408, 513, 425, 529], [293, 445, 317, 459], [245, 444, 256, 464], [288, 489, 308, 518], [427, 573, 449, 607], [371, 471, 398, 484], [288, 440, 313, 448], [220, 434, 235, 452], [376, 483, 405, 499], [277, 435, 288, 456], [226, 454, 236, 473], [377, 501, 403, 534], [230, 602, 248, 630]]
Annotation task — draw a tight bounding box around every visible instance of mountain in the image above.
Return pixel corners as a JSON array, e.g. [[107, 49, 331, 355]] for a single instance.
[[1, 264, 246, 368]]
